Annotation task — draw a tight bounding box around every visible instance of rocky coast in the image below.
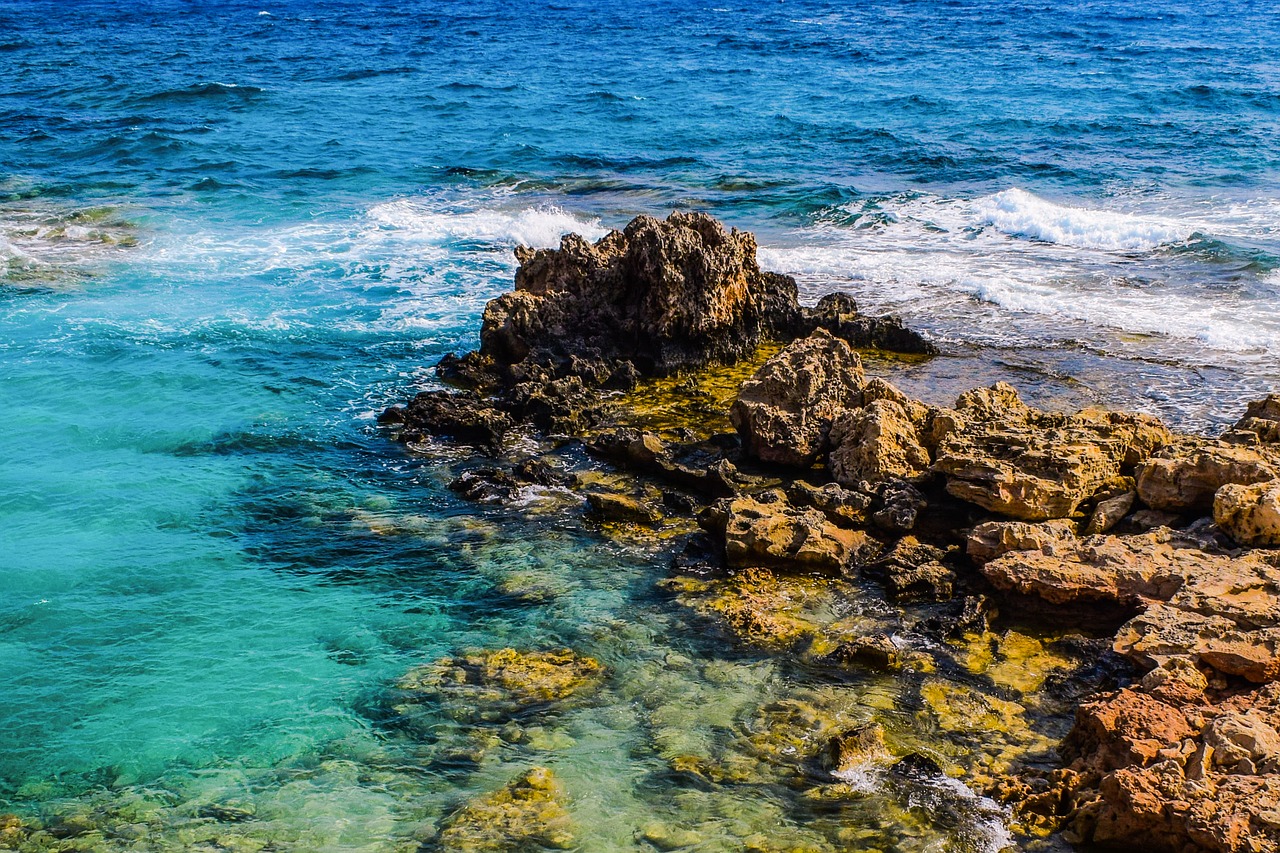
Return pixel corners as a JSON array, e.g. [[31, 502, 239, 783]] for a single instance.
[[372, 212, 1280, 853]]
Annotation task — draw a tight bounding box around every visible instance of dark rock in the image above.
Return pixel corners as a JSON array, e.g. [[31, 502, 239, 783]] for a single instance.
[[588, 428, 742, 497], [801, 292, 937, 355], [870, 537, 955, 601], [871, 480, 928, 533], [450, 468, 520, 503], [585, 492, 663, 526], [481, 211, 801, 376], [824, 634, 901, 672], [383, 390, 513, 450]]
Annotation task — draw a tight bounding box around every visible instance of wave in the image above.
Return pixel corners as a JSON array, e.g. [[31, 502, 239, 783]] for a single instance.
[[365, 200, 607, 249], [973, 188, 1190, 251], [135, 82, 265, 103]]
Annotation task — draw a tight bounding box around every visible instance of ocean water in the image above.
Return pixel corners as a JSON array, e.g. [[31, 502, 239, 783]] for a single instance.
[[1, 0, 1278, 849]]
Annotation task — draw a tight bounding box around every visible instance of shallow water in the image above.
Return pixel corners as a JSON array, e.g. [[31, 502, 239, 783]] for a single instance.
[[2, 0, 1278, 849]]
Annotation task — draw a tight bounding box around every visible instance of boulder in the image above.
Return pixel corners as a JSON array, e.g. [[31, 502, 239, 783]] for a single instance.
[[585, 492, 663, 526], [1215, 479, 1280, 547], [1233, 394, 1280, 444], [481, 211, 800, 375], [702, 490, 878, 574], [785, 480, 873, 528], [966, 519, 1078, 566], [935, 387, 1171, 521], [1136, 442, 1277, 513], [730, 329, 865, 467], [828, 399, 931, 486], [1083, 490, 1136, 535]]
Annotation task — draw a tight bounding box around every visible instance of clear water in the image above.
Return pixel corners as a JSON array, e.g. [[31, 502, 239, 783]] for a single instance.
[[1, 0, 1278, 849]]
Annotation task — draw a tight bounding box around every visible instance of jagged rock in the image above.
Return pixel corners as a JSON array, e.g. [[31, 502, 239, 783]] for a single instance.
[[702, 490, 877, 573], [1136, 442, 1277, 513], [729, 329, 865, 467], [587, 428, 742, 497], [800, 292, 936, 355], [379, 390, 513, 449], [450, 467, 520, 503], [828, 399, 931, 486], [1233, 394, 1280, 444], [785, 480, 873, 528], [869, 479, 928, 533], [435, 767, 574, 852], [1031, 678, 1280, 853], [506, 374, 601, 434], [823, 634, 901, 671], [870, 537, 955, 601], [1084, 491, 1136, 535], [966, 519, 1078, 566], [1215, 479, 1280, 547], [585, 491, 663, 526], [481, 211, 800, 374], [935, 384, 1172, 521]]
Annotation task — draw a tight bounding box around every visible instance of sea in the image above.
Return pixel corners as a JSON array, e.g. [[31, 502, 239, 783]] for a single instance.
[[1, 1, 1277, 850]]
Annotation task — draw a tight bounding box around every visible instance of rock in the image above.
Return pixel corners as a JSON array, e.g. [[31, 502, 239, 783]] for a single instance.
[[1233, 394, 1280, 444], [380, 390, 513, 450], [820, 723, 890, 775], [396, 648, 604, 723], [801, 292, 937, 355], [828, 399, 931, 486], [585, 491, 663, 526], [869, 479, 928, 533], [1031, 679, 1280, 853], [435, 767, 574, 852], [482, 212, 800, 375], [588, 428, 741, 497], [785, 480, 873, 528], [729, 330, 865, 467], [506, 374, 601, 434], [663, 567, 832, 648], [704, 491, 878, 574], [966, 519, 1078, 566], [1215, 479, 1280, 546], [1136, 442, 1277, 513], [823, 635, 900, 672], [870, 537, 955, 601], [1084, 491, 1136, 535], [935, 390, 1172, 521], [450, 467, 521, 503]]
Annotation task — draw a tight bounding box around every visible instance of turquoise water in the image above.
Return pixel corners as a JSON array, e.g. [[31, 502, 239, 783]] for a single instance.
[[2, 1, 1279, 849]]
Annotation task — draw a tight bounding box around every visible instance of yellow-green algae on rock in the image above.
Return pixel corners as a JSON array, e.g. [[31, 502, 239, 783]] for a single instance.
[[432, 767, 573, 852]]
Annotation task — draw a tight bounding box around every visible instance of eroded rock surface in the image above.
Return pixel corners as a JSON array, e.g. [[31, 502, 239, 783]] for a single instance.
[[1216, 479, 1280, 547]]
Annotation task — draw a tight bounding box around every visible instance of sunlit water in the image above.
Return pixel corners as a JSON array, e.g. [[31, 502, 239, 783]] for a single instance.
[[2, 0, 1278, 849]]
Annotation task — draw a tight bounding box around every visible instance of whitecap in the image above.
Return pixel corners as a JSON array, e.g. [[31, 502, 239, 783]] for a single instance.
[[974, 187, 1189, 251], [365, 200, 607, 249]]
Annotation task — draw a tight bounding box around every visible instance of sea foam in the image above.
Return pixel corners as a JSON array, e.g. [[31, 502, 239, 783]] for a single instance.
[[366, 201, 607, 249], [974, 188, 1189, 251]]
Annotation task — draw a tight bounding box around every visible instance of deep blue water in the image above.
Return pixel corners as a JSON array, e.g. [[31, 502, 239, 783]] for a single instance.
[[2, 1, 1279, 850]]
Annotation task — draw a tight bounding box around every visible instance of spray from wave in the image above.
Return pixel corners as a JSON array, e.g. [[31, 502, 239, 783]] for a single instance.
[[973, 187, 1190, 251]]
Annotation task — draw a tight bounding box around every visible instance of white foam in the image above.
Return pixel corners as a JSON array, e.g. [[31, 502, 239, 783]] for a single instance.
[[365, 201, 607, 249], [921, 775, 1016, 853], [974, 188, 1189, 251]]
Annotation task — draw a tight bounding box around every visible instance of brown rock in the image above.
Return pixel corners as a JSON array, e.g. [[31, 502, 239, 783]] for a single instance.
[[1215, 479, 1280, 546], [966, 519, 1078, 566], [1084, 490, 1136, 535], [585, 492, 663, 526], [820, 723, 890, 775], [828, 399, 931, 486], [1234, 394, 1280, 444], [730, 330, 865, 467], [1136, 442, 1277, 513], [709, 491, 877, 573], [436, 767, 574, 852]]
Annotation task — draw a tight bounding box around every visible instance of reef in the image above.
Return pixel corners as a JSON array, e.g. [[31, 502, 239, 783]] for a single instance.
[[373, 212, 1280, 852]]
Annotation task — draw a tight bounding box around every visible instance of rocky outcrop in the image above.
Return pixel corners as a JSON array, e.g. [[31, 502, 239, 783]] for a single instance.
[[482, 211, 800, 375], [828, 399, 931, 486], [800, 292, 936, 355], [1137, 442, 1277, 513], [934, 386, 1171, 521], [378, 390, 514, 450], [1015, 671, 1280, 853], [1215, 479, 1280, 547], [730, 330, 865, 467]]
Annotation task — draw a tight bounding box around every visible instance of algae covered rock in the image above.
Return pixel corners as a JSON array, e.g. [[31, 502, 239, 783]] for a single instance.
[[730, 329, 865, 467], [663, 567, 835, 649], [434, 767, 573, 852], [704, 490, 877, 574], [397, 648, 604, 722]]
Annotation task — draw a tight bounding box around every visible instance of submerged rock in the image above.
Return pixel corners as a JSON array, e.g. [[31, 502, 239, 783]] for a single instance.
[[396, 648, 604, 723], [433, 767, 574, 852], [730, 329, 865, 468]]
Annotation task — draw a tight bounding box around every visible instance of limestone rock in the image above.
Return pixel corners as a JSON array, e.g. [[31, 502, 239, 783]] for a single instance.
[[730, 330, 865, 467], [1233, 394, 1280, 444], [482, 211, 800, 375], [820, 723, 890, 775], [828, 399, 931, 486], [800, 292, 937, 355], [1136, 442, 1277, 513], [1084, 490, 1136, 535], [1215, 479, 1280, 546], [585, 491, 663, 526], [785, 480, 873, 528], [705, 491, 877, 573], [966, 519, 1078, 566], [936, 392, 1171, 521]]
